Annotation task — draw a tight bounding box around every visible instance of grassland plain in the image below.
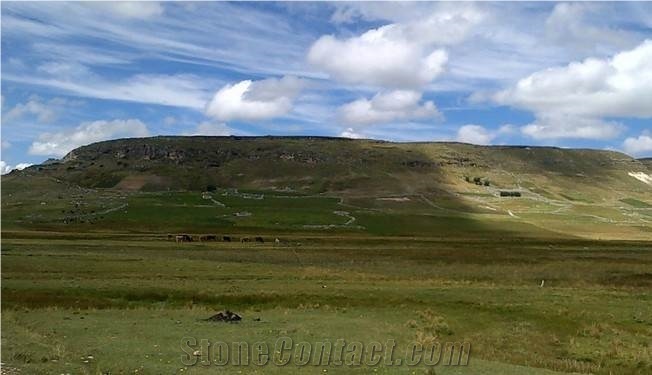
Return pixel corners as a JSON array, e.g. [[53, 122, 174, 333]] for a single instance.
[[2, 137, 652, 374], [1, 234, 651, 374]]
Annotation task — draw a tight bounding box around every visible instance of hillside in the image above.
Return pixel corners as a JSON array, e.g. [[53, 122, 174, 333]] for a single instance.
[[3, 136, 651, 239], [13, 136, 652, 194]]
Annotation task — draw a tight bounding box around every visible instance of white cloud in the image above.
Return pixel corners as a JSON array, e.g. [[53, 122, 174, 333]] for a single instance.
[[2, 1, 315, 81], [456, 124, 495, 145], [494, 40, 652, 117], [455, 123, 519, 145], [339, 128, 364, 139], [308, 27, 448, 89], [545, 3, 637, 54], [339, 90, 440, 126], [1, 161, 12, 175], [329, 2, 484, 44], [14, 162, 32, 170], [520, 115, 624, 141], [29, 119, 150, 157], [496, 39, 652, 118], [307, 4, 484, 89], [495, 39, 652, 140], [623, 132, 652, 156], [0, 161, 32, 175], [205, 76, 305, 122], [86, 2, 164, 19], [3, 97, 61, 124], [187, 122, 234, 136], [330, 2, 430, 24], [1, 140, 11, 150], [5, 63, 214, 110]]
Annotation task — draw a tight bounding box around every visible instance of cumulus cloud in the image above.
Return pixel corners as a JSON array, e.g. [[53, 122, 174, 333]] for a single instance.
[[456, 124, 495, 145], [496, 40, 652, 117], [339, 128, 364, 139], [29, 119, 149, 157], [455, 123, 518, 145], [1, 161, 13, 175], [495, 39, 652, 139], [310, 3, 489, 89], [520, 115, 624, 140], [339, 90, 440, 126], [308, 28, 448, 89], [0, 161, 32, 175], [205, 76, 305, 122], [623, 131, 652, 156]]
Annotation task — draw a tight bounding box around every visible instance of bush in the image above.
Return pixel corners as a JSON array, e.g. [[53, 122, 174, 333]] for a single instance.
[[500, 191, 521, 197]]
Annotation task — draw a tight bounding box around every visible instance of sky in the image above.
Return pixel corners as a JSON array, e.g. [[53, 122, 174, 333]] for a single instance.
[[1, 1, 652, 173]]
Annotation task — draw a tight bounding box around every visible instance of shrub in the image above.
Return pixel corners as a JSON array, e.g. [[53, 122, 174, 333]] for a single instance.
[[500, 191, 521, 197]]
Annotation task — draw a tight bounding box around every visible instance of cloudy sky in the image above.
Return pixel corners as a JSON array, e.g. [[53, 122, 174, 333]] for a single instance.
[[2, 1, 652, 172]]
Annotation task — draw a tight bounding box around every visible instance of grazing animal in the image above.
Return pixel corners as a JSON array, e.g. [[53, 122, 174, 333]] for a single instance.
[[167, 234, 174, 241], [275, 238, 281, 244], [241, 237, 251, 243], [255, 236, 264, 243], [176, 234, 193, 243], [222, 236, 231, 242]]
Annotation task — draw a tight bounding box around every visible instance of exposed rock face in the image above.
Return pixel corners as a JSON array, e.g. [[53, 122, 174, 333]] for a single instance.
[[62, 137, 338, 165], [62, 150, 78, 162]]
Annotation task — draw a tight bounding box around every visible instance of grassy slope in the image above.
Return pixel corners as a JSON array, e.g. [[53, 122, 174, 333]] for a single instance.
[[3, 137, 651, 239], [19, 137, 652, 197]]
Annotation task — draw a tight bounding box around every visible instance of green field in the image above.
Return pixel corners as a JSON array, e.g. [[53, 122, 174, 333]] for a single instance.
[[2, 138, 652, 374], [2, 233, 651, 374], [2, 186, 652, 374]]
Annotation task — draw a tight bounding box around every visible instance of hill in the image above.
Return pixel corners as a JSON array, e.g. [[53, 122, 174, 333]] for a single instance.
[[13, 136, 652, 194], [3, 136, 651, 239]]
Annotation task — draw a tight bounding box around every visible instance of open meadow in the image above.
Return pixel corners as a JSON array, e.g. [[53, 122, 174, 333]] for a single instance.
[[2, 180, 651, 374]]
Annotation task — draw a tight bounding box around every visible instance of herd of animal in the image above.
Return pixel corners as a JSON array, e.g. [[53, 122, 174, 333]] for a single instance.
[[168, 234, 273, 243]]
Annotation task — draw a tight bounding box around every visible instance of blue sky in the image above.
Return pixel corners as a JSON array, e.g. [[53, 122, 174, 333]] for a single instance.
[[2, 1, 652, 172]]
